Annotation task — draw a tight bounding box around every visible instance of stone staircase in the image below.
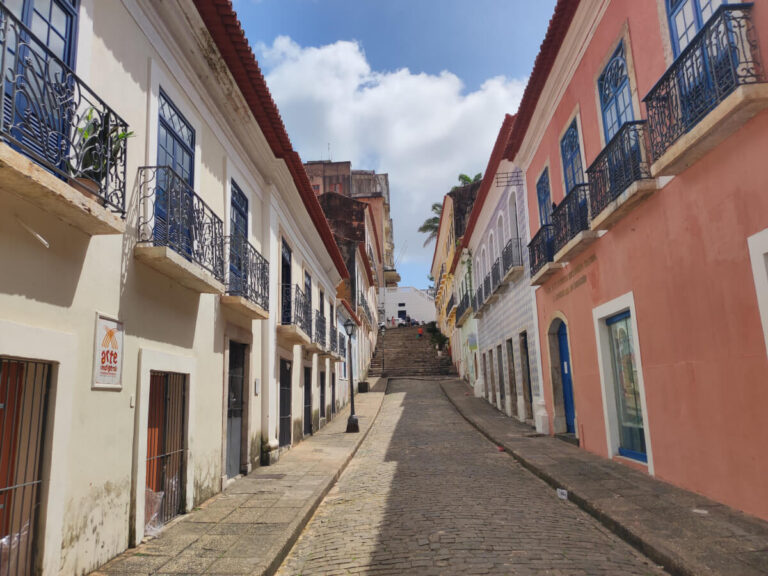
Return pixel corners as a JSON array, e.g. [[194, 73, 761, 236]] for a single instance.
[[369, 326, 456, 377]]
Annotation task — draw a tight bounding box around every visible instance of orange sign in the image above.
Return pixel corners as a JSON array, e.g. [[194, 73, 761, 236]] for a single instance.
[[93, 314, 123, 389]]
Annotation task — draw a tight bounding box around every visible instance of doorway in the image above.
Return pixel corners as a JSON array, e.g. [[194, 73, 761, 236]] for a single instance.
[[281, 240, 292, 324], [319, 372, 326, 420], [496, 345, 506, 407], [279, 359, 292, 447], [505, 339, 519, 410], [519, 332, 534, 420], [557, 323, 576, 434], [226, 343, 246, 479], [331, 372, 336, 416], [303, 366, 312, 436], [488, 349, 498, 406], [146, 372, 187, 527], [0, 358, 51, 576]]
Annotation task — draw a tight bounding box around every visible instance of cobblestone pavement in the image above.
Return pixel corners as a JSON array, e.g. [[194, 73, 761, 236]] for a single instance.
[[277, 378, 666, 576]]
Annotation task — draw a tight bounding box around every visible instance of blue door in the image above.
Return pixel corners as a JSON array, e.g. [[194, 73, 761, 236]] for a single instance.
[[557, 323, 576, 434]]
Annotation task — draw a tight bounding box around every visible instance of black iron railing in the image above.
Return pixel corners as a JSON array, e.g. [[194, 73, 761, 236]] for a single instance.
[[281, 284, 311, 335], [502, 237, 524, 275], [315, 312, 326, 347], [358, 291, 373, 327], [552, 184, 591, 255], [491, 259, 501, 293], [330, 320, 338, 354], [456, 293, 470, 323], [226, 233, 268, 311], [644, 4, 763, 160], [0, 4, 129, 214], [138, 166, 225, 281], [475, 285, 484, 310], [446, 294, 456, 314], [483, 274, 491, 303], [528, 224, 555, 276], [587, 121, 652, 217]]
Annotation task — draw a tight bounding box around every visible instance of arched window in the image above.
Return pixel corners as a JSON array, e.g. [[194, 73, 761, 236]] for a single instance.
[[599, 42, 634, 142], [489, 234, 496, 265], [560, 120, 584, 194], [667, 0, 727, 56], [497, 215, 505, 251], [508, 192, 519, 239]]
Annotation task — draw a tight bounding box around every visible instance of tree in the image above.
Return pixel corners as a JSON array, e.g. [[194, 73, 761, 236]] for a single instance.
[[418, 202, 443, 247], [418, 173, 482, 247]]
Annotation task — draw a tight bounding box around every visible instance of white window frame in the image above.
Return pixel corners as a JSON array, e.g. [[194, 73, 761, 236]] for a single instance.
[[592, 291, 654, 474], [748, 228, 768, 358]]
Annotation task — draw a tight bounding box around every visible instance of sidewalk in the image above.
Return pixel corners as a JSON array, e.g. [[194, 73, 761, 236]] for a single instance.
[[92, 379, 386, 576], [441, 379, 768, 576]]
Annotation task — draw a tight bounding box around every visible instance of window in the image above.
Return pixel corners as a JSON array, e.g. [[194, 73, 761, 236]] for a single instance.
[[304, 271, 312, 311], [606, 311, 646, 461], [6, 0, 79, 66], [508, 193, 519, 239], [560, 120, 584, 194], [536, 169, 552, 226], [398, 302, 406, 307], [497, 215, 505, 247], [158, 91, 195, 185], [599, 43, 634, 142], [229, 181, 248, 291], [667, 0, 727, 55]]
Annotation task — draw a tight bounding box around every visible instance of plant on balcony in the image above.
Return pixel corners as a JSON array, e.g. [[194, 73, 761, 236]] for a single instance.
[[69, 107, 133, 195]]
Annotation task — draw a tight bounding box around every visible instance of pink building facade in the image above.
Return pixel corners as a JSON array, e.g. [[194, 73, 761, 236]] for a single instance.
[[513, 0, 768, 521]]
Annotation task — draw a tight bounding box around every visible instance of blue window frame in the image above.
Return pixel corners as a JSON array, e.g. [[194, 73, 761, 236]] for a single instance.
[[229, 181, 248, 291], [606, 310, 647, 462], [155, 90, 195, 252], [667, 0, 727, 56], [536, 169, 552, 226], [560, 120, 584, 194], [598, 43, 634, 142], [5, 0, 79, 65]]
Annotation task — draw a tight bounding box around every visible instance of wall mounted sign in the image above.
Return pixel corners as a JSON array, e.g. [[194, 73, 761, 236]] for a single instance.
[[93, 313, 124, 390]]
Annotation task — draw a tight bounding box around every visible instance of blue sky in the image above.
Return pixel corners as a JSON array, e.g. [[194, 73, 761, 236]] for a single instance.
[[233, 0, 557, 288]]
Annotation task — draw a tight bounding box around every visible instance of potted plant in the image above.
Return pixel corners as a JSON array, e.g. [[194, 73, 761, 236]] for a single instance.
[[69, 106, 133, 197]]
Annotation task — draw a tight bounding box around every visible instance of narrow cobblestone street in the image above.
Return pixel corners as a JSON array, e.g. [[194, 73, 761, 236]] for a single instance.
[[277, 378, 666, 575]]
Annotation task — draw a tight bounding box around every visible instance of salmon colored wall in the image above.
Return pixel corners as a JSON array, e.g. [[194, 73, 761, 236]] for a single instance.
[[525, 1, 768, 520]]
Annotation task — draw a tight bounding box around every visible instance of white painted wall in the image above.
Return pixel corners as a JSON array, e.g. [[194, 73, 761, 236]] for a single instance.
[[381, 287, 436, 324]]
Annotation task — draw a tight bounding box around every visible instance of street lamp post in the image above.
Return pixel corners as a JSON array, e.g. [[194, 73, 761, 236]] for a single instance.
[[344, 318, 359, 433]]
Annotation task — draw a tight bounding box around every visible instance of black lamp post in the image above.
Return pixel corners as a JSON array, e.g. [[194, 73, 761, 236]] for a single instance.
[[344, 318, 359, 433]]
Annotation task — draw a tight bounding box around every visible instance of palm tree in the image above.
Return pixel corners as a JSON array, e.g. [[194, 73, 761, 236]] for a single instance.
[[453, 172, 482, 191], [418, 202, 443, 247]]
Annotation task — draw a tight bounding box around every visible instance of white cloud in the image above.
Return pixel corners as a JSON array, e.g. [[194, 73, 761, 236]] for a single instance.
[[258, 36, 526, 281]]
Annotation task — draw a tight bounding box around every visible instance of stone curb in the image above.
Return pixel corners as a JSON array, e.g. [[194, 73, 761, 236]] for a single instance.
[[260, 377, 389, 576], [439, 379, 694, 576]]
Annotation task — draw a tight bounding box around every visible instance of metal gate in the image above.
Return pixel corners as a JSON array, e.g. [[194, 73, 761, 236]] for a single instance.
[[227, 343, 246, 479], [279, 360, 291, 447], [303, 367, 312, 436], [0, 358, 51, 576], [146, 372, 186, 528]]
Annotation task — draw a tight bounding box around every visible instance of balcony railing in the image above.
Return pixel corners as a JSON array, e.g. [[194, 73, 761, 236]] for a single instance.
[[587, 121, 652, 217], [358, 292, 373, 327], [502, 238, 524, 275], [529, 224, 555, 277], [314, 312, 326, 347], [552, 184, 591, 255], [491, 259, 501, 293], [330, 320, 339, 354], [226, 233, 268, 311], [138, 166, 225, 281], [281, 284, 311, 336], [456, 293, 470, 324], [644, 4, 763, 160], [483, 274, 491, 303], [0, 4, 129, 214], [474, 287, 484, 312], [446, 294, 456, 314]]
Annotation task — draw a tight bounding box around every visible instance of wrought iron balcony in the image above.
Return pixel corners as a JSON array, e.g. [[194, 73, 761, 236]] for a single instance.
[[491, 259, 501, 293], [483, 274, 491, 303], [330, 320, 339, 354], [0, 4, 129, 220], [587, 121, 652, 219], [281, 284, 312, 336], [502, 238, 524, 278], [446, 294, 456, 315], [358, 291, 373, 327], [473, 287, 484, 316], [314, 312, 327, 347], [644, 4, 763, 162], [529, 224, 556, 277], [137, 166, 225, 288], [225, 233, 268, 312], [552, 184, 591, 256], [456, 293, 471, 326]]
